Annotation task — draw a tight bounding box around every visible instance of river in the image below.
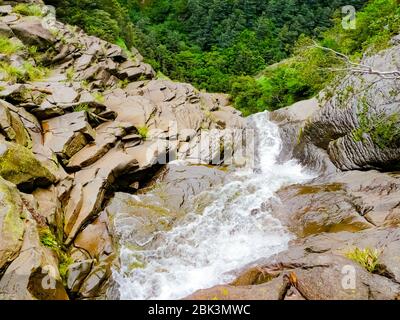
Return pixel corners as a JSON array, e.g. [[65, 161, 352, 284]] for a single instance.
[[113, 111, 313, 300]]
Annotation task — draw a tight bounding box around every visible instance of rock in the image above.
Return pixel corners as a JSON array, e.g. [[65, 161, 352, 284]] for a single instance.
[[10, 17, 55, 48], [269, 97, 338, 174], [67, 121, 129, 170], [66, 259, 93, 294], [269, 97, 319, 149], [63, 139, 171, 245], [74, 211, 114, 261], [78, 262, 110, 299], [0, 100, 31, 147], [104, 92, 156, 128], [0, 219, 68, 300], [49, 87, 78, 105], [42, 111, 95, 159], [211, 108, 244, 129], [0, 141, 56, 191], [294, 44, 400, 172], [108, 163, 225, 248], [0, 22, 13, 37], [106, 44, 128, 62], [32, 186, 63, 240], [268, 181, 374, 238], [0, 6, 12, 16], [188, 228, 400, 300], [186, 277, 286, 300], [0, 177, 25, 270], [317, 170, 400, 227]]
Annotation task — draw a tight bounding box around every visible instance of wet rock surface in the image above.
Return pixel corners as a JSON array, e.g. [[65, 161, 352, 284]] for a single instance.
[[106, 163, 226, 249]]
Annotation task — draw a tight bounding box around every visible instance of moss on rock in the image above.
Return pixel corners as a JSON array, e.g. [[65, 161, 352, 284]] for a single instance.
[[0, 142, 56, 191], [0, 177, 25, 270]]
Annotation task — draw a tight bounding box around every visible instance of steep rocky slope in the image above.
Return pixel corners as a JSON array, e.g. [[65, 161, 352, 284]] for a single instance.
[[0, 0, 244, 299], [188, 38, 400, 300]]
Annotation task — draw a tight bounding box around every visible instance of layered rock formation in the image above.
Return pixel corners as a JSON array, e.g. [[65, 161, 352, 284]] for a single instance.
[[0, 0, 243, 299]]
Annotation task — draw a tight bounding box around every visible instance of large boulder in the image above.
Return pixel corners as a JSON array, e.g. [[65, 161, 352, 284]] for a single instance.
[[42, 111, 95, 160], [291, 44, 400, 172], [0, 177, 25, 271], [0, 219, 68, 300], [0, 141, 56, 191], [107, 163, 226, 249], [9, 17, 55, 48]]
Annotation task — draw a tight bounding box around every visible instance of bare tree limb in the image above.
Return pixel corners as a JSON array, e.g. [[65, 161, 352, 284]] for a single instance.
[[310, 41, 400, 80]]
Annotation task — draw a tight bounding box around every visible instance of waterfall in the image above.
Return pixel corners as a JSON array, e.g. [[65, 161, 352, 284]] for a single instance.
[[113, 112, 312, 300]]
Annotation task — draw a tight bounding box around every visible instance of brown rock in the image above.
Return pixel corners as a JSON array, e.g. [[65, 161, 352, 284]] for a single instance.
[[42, 111, 95, 159], [0, 219, 68, 300]]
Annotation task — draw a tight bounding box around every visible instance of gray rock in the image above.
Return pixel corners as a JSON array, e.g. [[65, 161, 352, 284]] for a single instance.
[[67, 260, 93, 294], [10, 17, 55, 48]]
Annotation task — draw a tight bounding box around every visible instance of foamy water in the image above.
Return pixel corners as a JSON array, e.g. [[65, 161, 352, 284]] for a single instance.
[[113, 112, 312, 300]]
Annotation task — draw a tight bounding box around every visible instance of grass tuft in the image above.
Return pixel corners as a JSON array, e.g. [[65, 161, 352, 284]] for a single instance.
[[0, 37, 24, 55], [346, 247, 380, 273], [137, 126, 149, 139], [13, 3, 43, 17]]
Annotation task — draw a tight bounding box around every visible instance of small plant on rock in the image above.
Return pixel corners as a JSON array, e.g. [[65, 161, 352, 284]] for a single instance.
[[13, 3, 44, 17], [66, 67, 75, 82], [346, 247, 380, 273], [39, 227, 73, 285], [39, 228, 59, 250], [92, 91, 105, 103], [23, 62, 49, 81], [137, 126, 149, 139], [0, 36, 24, 55], [73, 103, 91, 113], [0, 63, 25, 83]]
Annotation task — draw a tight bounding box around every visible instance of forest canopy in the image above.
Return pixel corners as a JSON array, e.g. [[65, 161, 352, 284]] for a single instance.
[[46, 0, 400, 114]]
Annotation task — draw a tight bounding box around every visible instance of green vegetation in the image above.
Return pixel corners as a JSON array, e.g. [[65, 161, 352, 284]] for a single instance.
[[352, 99, 400, 149], [49, 0, 400, 114], [39, 227, 74, 283], [39, 228, 59, 249], [0, 37, 23, 55], [137, 126, 149, 139], [92, 91, 105, 103], [66, 67, 75, 82], [72, 103, 91, 113], [346, 247, 380, 273], [0, 63, 25, 83], [0, 62, 48, 83], [22, 62, 49, 81], [13, 3, 44, 16], [47, 0, 135, 44]]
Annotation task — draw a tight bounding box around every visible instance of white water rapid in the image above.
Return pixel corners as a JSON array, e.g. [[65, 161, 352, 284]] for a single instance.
[[113, 112, 313, 300]]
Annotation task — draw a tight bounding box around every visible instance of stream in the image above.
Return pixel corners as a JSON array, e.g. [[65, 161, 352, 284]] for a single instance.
[[113, 112, 313, 300]]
